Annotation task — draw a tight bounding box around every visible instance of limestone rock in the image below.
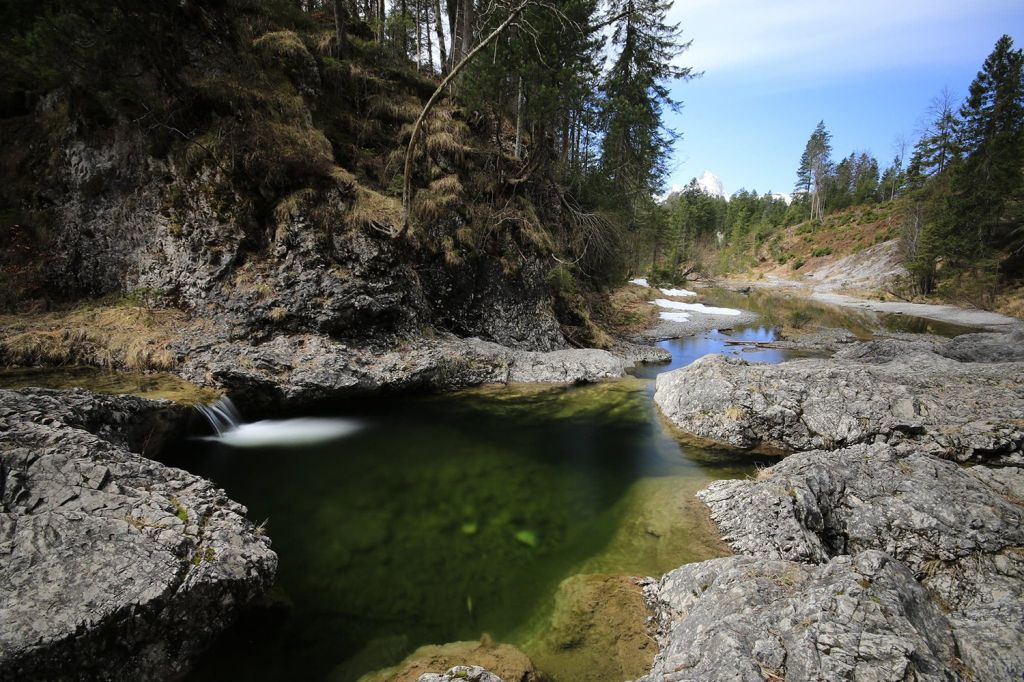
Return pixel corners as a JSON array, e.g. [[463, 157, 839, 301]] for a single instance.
[[698, 443, 1024, 680], [637, 551, 959, 682], [653, 342, 1024, 461], [0, 389, 277, 681]]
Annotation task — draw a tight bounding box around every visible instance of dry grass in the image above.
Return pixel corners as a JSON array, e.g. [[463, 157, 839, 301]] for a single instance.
[[345, 186, 402, 235], [412, 174, 463, 223], [367, 94, 421, 123], [599, 284, 660, 337], [252, 30, 310, 61], [0, 303, 187, 371], [995, 283, 1024, 320]]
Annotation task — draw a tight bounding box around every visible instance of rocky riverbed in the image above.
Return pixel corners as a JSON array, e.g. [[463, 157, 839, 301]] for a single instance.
[[649, 328, 1024, 681]]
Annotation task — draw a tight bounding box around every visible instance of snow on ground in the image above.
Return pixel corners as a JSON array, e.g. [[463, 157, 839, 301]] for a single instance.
[[652, 299, 743, 316], [660, 288, 696, 297], [659, 311, 691, 322], [630, 278, 649, 287]]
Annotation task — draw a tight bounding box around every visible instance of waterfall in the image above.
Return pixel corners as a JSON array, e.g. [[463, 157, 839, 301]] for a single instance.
[[195, 396, 242, 436], [194, 396, 364, 447]]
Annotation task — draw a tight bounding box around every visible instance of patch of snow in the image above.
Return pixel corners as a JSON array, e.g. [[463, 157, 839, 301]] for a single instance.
[[652, 299, 743, 316], [660, 287, 697, 297], [629, 278, 650, 287], [659, 311, 691, 322]]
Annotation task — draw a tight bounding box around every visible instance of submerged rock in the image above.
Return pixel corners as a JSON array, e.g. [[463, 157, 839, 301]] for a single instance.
[[527, 574, 657, 682], [358, 635, 545, 682], [698, 443, 1024, 681], [653, 337, 1024, 461], [0, 388, 277, 681], [637, 551, 959, 682]]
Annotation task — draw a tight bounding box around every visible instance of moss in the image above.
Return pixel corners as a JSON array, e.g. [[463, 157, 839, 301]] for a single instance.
[[170, 496, 189, 524]]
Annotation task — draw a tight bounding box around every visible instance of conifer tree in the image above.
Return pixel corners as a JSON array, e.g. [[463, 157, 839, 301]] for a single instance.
[[599, 0, 692, 222]]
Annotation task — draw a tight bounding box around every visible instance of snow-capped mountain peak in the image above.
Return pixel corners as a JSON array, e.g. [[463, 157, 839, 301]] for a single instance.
[[696, 170, 725, 198]]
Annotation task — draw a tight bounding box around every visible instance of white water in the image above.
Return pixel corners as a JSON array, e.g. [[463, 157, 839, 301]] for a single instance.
[[651, 299, 743, 316], [659, 288, 697, 297], [195, 397, 363, 448], [629, 277, 649, 287]]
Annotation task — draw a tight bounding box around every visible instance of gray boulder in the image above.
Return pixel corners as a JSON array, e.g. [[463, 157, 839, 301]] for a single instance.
[[0, 389, 277, 681], [653, 348, 1024, 462], [637, 551, 959, 682], [698, 443, 1024, 681]]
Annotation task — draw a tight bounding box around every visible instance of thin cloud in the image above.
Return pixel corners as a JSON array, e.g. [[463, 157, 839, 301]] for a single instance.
[[669, 0, 1020, 81]]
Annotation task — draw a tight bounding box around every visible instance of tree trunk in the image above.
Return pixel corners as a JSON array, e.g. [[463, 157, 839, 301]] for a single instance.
[[402, 0, 530, 235], [424, 0, 432, 72], [401, 0, 409, 55], [460, 0, 473, 60], [433, 0, 447, 74], [448, 0, 460, 65], [514, 76, 523, 159], [333, 0, 348, 57]]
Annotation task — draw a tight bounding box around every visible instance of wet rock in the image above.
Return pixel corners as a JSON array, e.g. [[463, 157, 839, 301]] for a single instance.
[[527, 575, 656, 682], [418, 666, 505, 682], [653, 342, 1024, 461], [637, 551, 959, 682], [359, 635, 545, 682], [0, 389, 277, 681], [698, 443, 1024, 680]]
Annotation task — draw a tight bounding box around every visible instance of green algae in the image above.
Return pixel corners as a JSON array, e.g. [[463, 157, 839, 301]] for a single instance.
[[169, 379, 766, 681]]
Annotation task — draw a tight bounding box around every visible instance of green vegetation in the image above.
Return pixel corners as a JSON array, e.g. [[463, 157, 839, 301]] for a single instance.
[[0, 0, 694, 340], [632, 35, 1022, 314]]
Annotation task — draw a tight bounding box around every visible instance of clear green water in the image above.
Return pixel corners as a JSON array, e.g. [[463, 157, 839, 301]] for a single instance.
[[165, 376, 777, 681], [2, 290, 977, 681]]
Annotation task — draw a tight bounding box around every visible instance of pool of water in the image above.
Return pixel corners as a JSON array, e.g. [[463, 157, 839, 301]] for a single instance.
[[162, 323, 803, 682], [4, 288, 978, 681]]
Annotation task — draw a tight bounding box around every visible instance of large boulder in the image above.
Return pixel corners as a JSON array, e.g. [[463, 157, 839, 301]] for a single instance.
[[0, 388, 277, 680], [637, 551, 959, 682], [653, 338, 1024, 462], [698, 442, 1024, 681]]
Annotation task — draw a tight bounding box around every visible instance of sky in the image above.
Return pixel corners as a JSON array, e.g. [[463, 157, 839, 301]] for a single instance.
[[661, 0, 1024, 198]]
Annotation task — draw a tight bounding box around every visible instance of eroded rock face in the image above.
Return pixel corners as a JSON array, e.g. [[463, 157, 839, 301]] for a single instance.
[[638, 551, 959, 682], [653, 339, 1024, 461], [0, 388, 277, 681], [697, 443, 1024, 681], [178, 334, 627, 408]]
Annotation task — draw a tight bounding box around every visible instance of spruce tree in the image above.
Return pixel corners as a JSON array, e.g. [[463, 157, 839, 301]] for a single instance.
[[599, 0, 692, 221], [954, 34, 1024, 252], [795, 121, 833, 220]]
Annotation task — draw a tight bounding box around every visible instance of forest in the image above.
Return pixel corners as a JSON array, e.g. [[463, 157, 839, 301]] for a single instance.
[[0, 0, 691, 306], [639, 35, 1024, 309]]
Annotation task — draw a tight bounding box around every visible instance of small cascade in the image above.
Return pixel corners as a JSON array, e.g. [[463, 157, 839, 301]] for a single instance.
[[194, 395, 364, 448], [195, 396, 243, 436]]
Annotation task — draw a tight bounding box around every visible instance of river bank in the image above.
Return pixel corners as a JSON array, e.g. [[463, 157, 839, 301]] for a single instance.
[[4, 287, 1021, 681], [650, 323, 1024, 680]]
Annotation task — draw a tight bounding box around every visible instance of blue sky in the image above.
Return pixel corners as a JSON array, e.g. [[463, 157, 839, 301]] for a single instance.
[[661, 0, 1024, 197]]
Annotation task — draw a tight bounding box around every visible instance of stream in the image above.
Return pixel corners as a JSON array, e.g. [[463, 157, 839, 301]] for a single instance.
[[0, 289, 978, 681]]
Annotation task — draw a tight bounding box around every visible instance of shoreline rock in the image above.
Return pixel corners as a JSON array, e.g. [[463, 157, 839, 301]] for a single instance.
[[637, 550, 961, 682], [0, 388, 277, 681], [653, 332, 1024, 462]]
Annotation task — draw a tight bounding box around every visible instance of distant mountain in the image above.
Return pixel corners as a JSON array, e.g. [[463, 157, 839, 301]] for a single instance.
[[696, 170, 725, 198]]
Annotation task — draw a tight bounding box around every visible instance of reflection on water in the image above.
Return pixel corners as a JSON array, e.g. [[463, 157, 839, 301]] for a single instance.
[[631, 326, 789, 379], [168, 331, 790, 682]]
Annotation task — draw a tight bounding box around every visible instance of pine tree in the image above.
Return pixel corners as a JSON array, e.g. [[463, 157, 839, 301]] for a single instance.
[[953, 34, 1024, 252], [795, 121, 833, 220], [599, 0, 692, 222]]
